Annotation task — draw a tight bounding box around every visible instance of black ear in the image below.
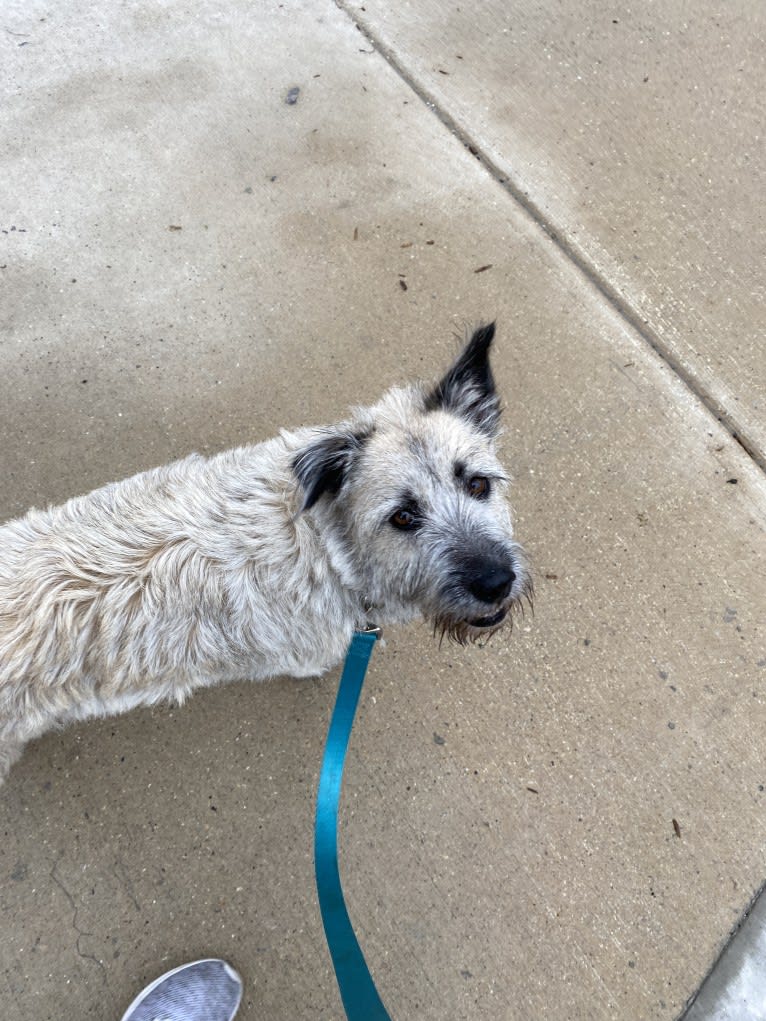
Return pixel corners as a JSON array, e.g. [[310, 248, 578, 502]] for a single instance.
[[424, 322, 500, 435], [292, 428, 368, 512]]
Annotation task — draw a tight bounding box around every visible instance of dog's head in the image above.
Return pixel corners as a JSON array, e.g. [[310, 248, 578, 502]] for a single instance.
[[293, 323, 531, 642]]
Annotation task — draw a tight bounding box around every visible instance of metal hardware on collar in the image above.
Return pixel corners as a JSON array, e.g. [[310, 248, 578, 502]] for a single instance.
[[314, 627, 391, 1021]]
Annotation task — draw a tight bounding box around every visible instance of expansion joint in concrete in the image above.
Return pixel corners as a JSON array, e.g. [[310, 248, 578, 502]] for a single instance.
[[334, 0, 765, 476]]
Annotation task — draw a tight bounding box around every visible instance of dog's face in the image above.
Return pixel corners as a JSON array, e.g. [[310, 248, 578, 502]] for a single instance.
[[293, 323, 531, 641]]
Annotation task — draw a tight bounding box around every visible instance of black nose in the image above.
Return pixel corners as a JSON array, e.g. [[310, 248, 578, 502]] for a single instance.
[[467, 563, 516, 604]]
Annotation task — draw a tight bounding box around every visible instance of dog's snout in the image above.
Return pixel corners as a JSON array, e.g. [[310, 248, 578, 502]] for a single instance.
[[467, 563, 515, 604]]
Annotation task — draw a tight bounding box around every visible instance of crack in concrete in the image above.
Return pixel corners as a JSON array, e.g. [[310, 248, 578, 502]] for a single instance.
[[112, 857, 141, 914], [50, 862, 108, 986]]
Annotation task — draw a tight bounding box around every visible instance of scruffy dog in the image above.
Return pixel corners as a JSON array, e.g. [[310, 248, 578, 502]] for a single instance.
[[0, 323, 530, 781]]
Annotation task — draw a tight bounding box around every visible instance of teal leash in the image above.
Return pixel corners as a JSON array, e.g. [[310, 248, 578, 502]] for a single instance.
[[314, 626, 392, 1020]]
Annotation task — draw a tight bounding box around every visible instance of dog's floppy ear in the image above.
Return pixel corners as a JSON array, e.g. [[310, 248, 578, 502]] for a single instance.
[[424, 322, 500, 436], [292, 428, 368, 512]]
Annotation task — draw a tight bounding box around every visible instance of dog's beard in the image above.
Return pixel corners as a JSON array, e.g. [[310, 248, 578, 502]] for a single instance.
[[432, 577, 534, 647]]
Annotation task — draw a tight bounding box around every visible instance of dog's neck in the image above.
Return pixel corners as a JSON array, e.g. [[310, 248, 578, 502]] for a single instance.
[[303, 500, 373, 627]]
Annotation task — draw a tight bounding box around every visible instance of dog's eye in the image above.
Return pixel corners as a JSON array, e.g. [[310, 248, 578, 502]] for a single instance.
[[466, 475, 490, 499], [389, 507, 419, 531]]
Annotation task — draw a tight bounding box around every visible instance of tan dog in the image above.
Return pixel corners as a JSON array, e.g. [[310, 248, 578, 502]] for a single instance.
[[0, 324, 530, 781]]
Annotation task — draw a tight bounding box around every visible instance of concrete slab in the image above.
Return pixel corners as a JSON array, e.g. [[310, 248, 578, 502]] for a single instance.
[[343, 0, 766, 466], [1, 2, 765, 1020], [684, 885, 766, 1020]]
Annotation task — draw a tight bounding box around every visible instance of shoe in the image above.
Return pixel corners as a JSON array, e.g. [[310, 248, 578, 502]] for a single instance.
[[120, 958, 243, 1021]]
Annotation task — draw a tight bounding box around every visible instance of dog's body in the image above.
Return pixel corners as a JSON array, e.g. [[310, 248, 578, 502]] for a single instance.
[[0, 324, 529, 781]]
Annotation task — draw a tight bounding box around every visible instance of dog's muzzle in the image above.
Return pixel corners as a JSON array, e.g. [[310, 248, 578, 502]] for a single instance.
[[433, 547, 531, 642]]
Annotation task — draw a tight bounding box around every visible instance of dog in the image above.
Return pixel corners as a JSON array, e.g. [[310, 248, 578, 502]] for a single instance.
[[0, 323, 530, 781]]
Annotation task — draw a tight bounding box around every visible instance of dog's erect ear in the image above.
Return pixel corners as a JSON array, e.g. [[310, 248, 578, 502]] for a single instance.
[[292, 428, 368, 512], [424, 322, 500, 436]]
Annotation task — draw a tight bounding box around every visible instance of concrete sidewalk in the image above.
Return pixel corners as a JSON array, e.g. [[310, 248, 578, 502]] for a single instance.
[[347, 0, 766, 467], [1, 2, 764, 1019]]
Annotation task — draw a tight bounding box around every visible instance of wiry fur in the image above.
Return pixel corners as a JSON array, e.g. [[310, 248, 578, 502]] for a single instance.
[[0, 324, 530, 782]]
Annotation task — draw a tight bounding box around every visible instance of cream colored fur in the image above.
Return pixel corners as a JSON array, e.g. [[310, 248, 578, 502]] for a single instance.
[[0, 327, 529, 781]]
